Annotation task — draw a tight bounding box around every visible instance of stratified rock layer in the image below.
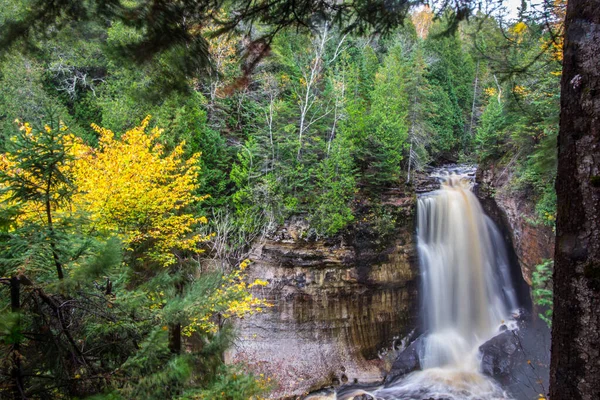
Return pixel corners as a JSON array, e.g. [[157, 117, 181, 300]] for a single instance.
[[228, 191, 418, 398]]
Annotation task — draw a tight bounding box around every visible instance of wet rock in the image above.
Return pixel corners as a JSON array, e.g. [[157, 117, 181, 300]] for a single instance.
[[413, 164, 477, 194], [304, 388, 336, 400], [413, 170, 441, 193], [479, 312, 551, 400], [477, 165, 555, 286], [384, 335, 424, 385], [480, 330, 519, 377]]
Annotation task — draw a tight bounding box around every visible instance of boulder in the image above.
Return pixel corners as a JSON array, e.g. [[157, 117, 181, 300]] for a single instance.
[[479, 312, 551, 400], [384, 335, 424, 385]]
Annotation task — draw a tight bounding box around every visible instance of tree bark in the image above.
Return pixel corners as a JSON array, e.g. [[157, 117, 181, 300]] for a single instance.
[[550, 1, 600, 399], [45, 175, 63, 280], [168, 279, 184, 355], [468, 60, 479, 137], [10, 276, 25, 399], [168, 323, 182, 355]]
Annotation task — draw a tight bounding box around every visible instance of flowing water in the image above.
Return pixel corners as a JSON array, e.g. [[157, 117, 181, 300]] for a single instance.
[[343, 167, 519, 400]]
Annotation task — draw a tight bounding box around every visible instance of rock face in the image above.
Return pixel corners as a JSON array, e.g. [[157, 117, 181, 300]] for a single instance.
[[479, 312, 551, 400], [383, 335, 423, 385], [228, 190, 419, 398], [477, 165, 555, 285]]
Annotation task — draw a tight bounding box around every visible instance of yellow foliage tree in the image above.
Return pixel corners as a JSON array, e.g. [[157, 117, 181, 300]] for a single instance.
[[73, 116, 209, 266], [1, 117, 270, 330], [412, 5, 434, 39], [183, 259, 271, 336], [1, 117, 271, 386], [546, 0, 566, 62]]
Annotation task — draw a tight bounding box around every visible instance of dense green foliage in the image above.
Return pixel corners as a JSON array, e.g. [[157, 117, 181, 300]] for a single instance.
[[469, 9, 562, 329], [0, 118, 268, 399], [0, 1, 562, 397], [0, 5, 503, 239], [471, 15, 561, 226]]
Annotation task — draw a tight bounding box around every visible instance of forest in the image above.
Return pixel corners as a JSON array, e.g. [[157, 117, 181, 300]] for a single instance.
[[1, 0, 598, 399]]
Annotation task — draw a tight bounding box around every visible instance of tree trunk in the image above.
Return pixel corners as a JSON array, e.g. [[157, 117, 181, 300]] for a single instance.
[[468, 60, 480, 137], [168, 279, 184, 355], [10, 276, 25, 399], [168, 323, 182, 355], [550, 1, 600, 399], [45, 177, 63, 280]]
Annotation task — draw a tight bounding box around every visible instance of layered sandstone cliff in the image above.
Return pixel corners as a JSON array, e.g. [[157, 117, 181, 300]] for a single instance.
[[227, 190, 419, 398]]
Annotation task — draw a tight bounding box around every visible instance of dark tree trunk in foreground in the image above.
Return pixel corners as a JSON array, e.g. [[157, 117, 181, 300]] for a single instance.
[[550, 1, 600, 399]]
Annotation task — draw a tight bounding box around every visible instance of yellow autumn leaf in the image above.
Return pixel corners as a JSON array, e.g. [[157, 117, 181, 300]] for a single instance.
[[73, 116, 209, 266]]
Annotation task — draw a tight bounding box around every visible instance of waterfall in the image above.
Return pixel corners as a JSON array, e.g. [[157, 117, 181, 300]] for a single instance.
[[365, 168, 518, 400], [418, 172, 517, 370]]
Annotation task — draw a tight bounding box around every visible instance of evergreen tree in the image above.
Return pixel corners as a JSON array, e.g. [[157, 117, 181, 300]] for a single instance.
[[367, 44, 410, 187], [312, 119, 356, 236], [424, 20, 475, 155], [475, 90, 506, 161], [404, 43, 435, 181]]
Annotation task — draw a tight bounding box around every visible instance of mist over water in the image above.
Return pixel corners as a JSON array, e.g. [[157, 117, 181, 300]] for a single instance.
[[357, 169, 518, 400]]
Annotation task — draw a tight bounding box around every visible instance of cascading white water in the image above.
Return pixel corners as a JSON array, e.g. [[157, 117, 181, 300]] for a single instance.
[[417, 171, 517, 371], [363, 168, 519, 400]]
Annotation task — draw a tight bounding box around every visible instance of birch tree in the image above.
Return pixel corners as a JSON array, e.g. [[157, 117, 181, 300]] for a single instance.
[[294, 24, 347, 161]]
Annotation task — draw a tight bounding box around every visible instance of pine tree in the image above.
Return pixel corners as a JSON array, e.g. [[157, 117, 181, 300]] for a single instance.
[[475, 90, 506, 160], [366, 44, 410, 187], [424, 20, 475, 155], [404, 43, 435, 182]]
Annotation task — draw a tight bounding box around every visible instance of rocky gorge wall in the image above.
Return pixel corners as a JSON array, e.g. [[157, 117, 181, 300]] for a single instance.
[[477, 166, 555, 286], [227, 189, 419, 398]]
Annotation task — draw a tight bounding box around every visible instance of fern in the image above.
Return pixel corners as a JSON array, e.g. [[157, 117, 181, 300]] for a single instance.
[[532, 259, 554, 327]]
